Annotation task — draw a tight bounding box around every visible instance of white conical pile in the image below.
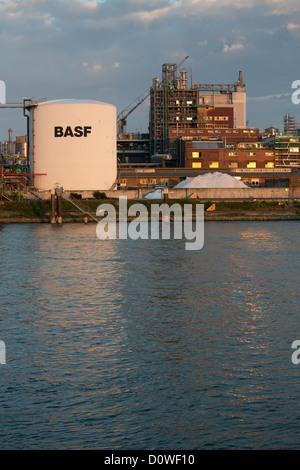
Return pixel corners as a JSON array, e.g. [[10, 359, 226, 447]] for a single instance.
[[174, 172, 247, 188]]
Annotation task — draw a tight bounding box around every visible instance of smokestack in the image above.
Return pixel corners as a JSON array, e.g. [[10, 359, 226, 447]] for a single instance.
[[236, 70, 245, 91]]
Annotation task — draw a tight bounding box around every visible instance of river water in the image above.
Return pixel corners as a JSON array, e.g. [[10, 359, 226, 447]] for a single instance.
[[0, 221, 300, 450]]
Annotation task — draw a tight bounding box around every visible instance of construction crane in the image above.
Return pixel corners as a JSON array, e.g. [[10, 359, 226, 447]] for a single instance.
[[117, 91, 150, 136], [117, 56, 188, 136], [176, 55, 189, 73]]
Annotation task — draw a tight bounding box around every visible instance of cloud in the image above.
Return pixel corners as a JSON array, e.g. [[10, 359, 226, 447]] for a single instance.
[[83, 62, 102, 73], [1, 0, 300, 137], [287, 22, 300, 30], [84, 1, 98, 8], [223, 43, 244, 52], [125, 3, 179, 24], [248, 92, 292, 102]]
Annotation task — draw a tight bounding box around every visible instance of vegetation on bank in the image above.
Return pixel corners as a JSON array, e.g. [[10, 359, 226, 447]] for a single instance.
[[0, 198, 299, 222]]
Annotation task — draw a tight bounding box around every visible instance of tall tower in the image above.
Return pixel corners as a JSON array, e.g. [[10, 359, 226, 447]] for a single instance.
[[284, 113, 297, 133], [232, 70, 246, 128]]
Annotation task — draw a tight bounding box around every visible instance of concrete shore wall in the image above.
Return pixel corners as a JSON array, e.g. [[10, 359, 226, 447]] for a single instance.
[[30, 186, 300, 200], [105, 187, 300, 200]]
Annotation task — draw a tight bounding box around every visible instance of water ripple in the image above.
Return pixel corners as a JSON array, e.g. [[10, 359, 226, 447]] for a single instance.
[[0, 222, 300, 449]]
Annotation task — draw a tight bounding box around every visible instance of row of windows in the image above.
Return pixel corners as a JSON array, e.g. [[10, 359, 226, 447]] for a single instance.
[[170, 128, 259, 135], [191, 161, 275, 169], [214, 116, 229, 121], [228, 151, 256, 156], [206, 116, 229, 121], [139, 179, 160, 184], [192, 151, 274, 158]]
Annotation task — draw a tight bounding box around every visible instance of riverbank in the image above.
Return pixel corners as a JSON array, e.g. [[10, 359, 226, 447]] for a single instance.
[[0, 199, 300, 222]]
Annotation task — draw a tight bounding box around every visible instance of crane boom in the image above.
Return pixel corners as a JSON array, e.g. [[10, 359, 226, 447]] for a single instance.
[[176, 55, 189, 71], [117, 56, 188, 136], [117, 91, 150, 136]]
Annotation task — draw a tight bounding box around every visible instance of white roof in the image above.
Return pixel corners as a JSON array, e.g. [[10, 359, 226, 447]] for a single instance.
[[143, 189, 162, 199], [38, 98, 114, 107]]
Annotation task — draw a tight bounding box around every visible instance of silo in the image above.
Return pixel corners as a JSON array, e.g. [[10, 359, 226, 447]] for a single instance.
[[30, 99, 117, 191]]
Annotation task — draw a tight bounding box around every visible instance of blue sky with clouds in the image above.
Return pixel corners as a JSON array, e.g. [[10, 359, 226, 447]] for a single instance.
[[0, 0, 300, 141]]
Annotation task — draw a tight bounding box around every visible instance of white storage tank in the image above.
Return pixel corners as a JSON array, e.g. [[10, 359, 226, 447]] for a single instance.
[[30, 99, 117, 191]]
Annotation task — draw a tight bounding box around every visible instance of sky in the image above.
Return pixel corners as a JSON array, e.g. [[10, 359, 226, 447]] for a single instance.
[[0, 0, 300, 142]]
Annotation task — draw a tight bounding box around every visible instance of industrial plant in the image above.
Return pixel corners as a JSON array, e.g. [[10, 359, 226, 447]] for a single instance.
[[1, 56, 300, 202]]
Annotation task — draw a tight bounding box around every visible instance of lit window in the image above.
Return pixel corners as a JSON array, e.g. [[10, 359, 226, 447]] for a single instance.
[[209, 162, 219, 168], [215, 116, 228, 121], [247, 162, 257, 168], [265, 162, 274, 168], [192, 162, 202, 168]]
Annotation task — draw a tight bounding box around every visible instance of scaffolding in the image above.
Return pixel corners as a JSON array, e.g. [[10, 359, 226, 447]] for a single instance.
[[149, 63, 245, 156], [274, 134, 300, 167], [284, 113, 297, 134]]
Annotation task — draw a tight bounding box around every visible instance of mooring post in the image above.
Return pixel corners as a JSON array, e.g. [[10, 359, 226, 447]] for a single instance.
[[55, 187, 63, 224], [163, 187, 169, 204], [51, 189, 56, 224]]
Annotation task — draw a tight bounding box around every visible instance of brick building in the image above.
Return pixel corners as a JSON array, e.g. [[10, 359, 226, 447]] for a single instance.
[[180, 139, 275, 170]]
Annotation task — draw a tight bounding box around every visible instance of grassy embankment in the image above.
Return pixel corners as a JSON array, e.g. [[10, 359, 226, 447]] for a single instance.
[[0, 198, 300, 222]]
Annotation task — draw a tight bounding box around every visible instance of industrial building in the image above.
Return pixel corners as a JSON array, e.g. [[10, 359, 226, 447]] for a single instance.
[[1, 58, 300, 197], [117, 132, 150, 164], [0, 129, 27, 166], [149, 58, 246, 156]]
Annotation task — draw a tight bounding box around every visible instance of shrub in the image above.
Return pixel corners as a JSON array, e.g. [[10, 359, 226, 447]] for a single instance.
[[70, 192, 82, 200], [93, 191, 107, 199]]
